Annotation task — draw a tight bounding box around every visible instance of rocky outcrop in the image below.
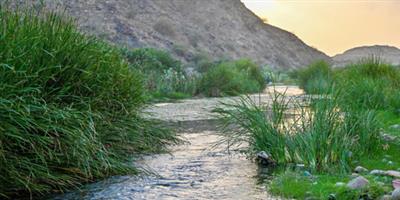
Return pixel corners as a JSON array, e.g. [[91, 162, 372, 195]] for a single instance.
[[12, 0, 330, 69], [333, 45, 400, 67]]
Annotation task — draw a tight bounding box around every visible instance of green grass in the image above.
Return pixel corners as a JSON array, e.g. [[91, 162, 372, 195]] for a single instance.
[[122, 48, 197, 101], [294, 61, 333, 94], [0, 7, 179, 198], [198, 59, 265, 97], [214, 89, 381, 173], [269, 171, 392, 200]]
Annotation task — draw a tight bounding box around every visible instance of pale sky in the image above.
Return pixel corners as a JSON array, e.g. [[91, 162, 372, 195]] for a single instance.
[[241, 0, 400, 56]]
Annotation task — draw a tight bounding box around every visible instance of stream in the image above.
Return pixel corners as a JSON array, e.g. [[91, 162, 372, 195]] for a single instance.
[[52, 86, 303, 200]]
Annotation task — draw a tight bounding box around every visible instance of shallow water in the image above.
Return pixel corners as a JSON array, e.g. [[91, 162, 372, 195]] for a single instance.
[[53, 86, 302, 200], [53, 126, 279, 200]]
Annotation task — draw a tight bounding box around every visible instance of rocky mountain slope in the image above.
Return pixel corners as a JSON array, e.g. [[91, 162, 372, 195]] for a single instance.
[[14, 0, 330, 69], [333, 45, 400, 67]]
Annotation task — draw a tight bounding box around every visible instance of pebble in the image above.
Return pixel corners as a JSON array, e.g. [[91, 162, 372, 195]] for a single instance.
[[335, 182, 345, 187], [393, 188, 400, 200], [390, 124, 400, 129], [304, 171, 312, 177], [387, 171, 400, 178], [347, 176, 369, 190], [380, 195, 393, 200], [371, 169, 387, 176], [355, 166, 368, 173], [393, 179, 400, 189]]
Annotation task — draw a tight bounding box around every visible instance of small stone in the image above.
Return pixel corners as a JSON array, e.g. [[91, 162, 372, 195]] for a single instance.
[[304, 171, 312, 177], [371, 170, 387, 176], [256, 151, 275, 165], [382, 133, 398, 142], [350, 173, 360, 178], [393, 179, 400, 189], [328, 193, 336, 200], [335, 182, 345, 187], [355, 166, 369, 173], [380, 195, 393, 200], [347, 176, 369, 189], [390, 124, 400, 129], [387, 170, 400, 178], [392, 188, 400, 200]]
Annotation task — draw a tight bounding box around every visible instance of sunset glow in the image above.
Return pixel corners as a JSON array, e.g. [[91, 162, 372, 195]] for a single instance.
[[241, 0, 400, 56]]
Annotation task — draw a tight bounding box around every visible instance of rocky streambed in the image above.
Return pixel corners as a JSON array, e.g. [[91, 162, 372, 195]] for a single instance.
[[51, 86, 302, 200]]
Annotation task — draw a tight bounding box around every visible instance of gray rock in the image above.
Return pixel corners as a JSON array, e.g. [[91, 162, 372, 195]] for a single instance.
[[335, 182, 346, 187], [392, 188, 400, 200], [347, 176, 369, 189], [371, 169, 387, 176], [390, 124, 400, 129], [256, 151, 275, 165], [387, 171, 400, 178], [380, 195, 393, 200], [355, 166, 368, 173], [382, 133, 398, 142]]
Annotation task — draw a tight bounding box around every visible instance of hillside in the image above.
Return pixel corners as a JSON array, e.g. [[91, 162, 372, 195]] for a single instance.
[[14, 0, 330, 69], [333, 45, 400, 67]]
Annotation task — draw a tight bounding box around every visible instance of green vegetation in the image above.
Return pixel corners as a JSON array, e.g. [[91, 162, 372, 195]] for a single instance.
[[216, 58, 400, 199], [0, 8, 179, 198], [198, 59, 266, 97], [215, 92, 380, 173], [122, 48, 197, 101], [295, 60, 333, 94]]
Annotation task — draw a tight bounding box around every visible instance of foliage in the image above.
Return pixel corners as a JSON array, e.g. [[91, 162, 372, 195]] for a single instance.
[[214, 89, 381, 173], [296, 61, 333, 94], [335, 58, 400, 111], [0, 8, 178, 198], [122, 48, 197, 100], [198, 59, 265, 97]]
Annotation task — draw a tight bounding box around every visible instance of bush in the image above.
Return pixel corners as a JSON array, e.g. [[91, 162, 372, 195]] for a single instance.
[[214, 89, 381, 173], [122, 48, 197, 100], [297, 61, 333, 94], [198, 59, 265, 97], [336, 58, 400, 110], [0, 8, 178, 198]]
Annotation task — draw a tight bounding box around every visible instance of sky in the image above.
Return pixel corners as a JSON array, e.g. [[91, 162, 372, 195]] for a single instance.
[[241, 0, 400, 56]]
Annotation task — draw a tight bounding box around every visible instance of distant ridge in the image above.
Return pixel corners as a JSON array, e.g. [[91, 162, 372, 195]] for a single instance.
[[333, 45, 400, 67]]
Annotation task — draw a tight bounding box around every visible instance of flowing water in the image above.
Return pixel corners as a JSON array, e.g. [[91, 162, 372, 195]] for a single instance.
[[52, 86, 303, 200]]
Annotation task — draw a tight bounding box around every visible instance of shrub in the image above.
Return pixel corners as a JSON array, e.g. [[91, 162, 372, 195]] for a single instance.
[[336, 58, 400, 111], [297, 61, 333, 94], [0, 8, 178, 198], [122, 48, 197, 100], [214, 88, 381, 173], [198, 59, 265, 97]]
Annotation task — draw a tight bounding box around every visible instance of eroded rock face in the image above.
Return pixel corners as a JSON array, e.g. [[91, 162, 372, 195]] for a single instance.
[[13, 0, 330, 69], [333, 45, 400, 67]]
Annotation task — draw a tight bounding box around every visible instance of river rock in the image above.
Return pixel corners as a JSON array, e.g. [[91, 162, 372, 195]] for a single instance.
[[371, 170, 387, 176], [390, 124, 400, 129], [381, 133, 398, 142], [335, 182, 345, 187], [393, 179, 400, 189], [355, 166, 369, 173], [393, 188, 400, 200], [387, 171, 400, 178], [256, 151, 275, 166], [347, 176, 369, 189], [380, 195, 393, 200]]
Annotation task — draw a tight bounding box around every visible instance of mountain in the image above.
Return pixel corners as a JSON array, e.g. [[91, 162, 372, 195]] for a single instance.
[[13, 0, 330, 69], [333, 45, 400, 67]]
